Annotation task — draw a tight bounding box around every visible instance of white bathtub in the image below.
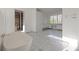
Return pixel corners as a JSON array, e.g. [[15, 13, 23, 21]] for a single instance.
[[3, 32, 32, 51]]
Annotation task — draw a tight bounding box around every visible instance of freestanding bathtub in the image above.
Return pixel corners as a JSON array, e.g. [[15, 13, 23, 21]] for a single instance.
[[3, 32, 32, 51]]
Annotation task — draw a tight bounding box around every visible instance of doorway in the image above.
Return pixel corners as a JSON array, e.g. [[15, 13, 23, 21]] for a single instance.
[[15, 10, 23, 31]]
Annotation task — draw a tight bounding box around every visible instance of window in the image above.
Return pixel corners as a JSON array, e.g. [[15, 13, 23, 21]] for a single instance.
[[58, 15, 62, 24], [15, 10, 23, 31], [49, 14, 62, 24], [53, 15, 57, 24]]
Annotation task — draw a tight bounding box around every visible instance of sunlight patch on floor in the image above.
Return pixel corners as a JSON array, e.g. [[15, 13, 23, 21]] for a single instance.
[[48, 35, 62, 40], [62, 36, 78, 51]]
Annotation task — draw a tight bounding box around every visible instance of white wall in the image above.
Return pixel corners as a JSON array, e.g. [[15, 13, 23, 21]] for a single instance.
[[0, 8, 15, 34], [0, 9, 5, 35], [24, 8, 36, 32], [36, 11, 50, 32], [63, 8, 79, 50], [5, 9, 15, 34], [0, 8, 15, 33]]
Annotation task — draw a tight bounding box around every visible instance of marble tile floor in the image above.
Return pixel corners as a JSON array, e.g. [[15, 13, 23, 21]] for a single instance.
[[27, 30, 69, 51]]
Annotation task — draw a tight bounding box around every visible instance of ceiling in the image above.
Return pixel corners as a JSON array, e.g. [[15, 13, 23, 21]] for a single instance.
[[38, 8, 62, 16]]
